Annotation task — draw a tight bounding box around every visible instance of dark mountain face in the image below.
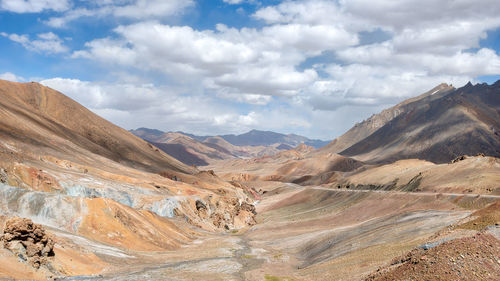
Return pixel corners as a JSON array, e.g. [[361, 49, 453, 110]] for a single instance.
[[129, 128, 166, 142], [151, 142, 209, 166], [276, 143, 295, 150], [303, 139, 331, 149], [220, 130, 290, 146], [338, 81, 500, 164]]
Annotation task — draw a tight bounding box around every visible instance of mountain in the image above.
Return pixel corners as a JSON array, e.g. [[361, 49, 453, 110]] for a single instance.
[[126, 127, 166, 142], [320, 81, 500, 164], [203, 136, 281, 158], [318, 83, 455, 154], [0, 80, 194, 174]]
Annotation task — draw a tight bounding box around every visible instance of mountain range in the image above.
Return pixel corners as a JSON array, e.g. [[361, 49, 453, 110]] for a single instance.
[[131, 128, 329, 148], [130, 128, 329, 166]]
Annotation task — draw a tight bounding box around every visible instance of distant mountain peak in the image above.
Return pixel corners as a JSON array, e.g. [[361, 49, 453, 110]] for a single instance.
[[133, 127, 165, 135], [465, 81, 473, 87]]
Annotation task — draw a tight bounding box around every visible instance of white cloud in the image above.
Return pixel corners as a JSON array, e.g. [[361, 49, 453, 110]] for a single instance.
[[305, 64, 473, 111], [72, 20, 357, 98], [1, 32, 68, 54], [40, 78, 161, 111], [39, 78, 297, 135], [212, 65, 317, 96], [215, 91, 273, 105], [0, 0, 70, 13], [254, 0, 346, 26], [337, 44, 500, 76], [0, 72, 25, 82], [261, 24, 358, 54]]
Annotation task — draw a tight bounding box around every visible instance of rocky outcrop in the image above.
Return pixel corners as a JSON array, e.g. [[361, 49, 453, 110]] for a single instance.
[[191, 197, 257, 231], [451, 155, 468, 163], [240, 202, 257, 215], [0, 168, 7, 183], [1, 217, 55, 269]]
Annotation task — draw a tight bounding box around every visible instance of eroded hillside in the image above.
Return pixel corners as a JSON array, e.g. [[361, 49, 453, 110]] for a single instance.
[[0, 80, 258, 280]]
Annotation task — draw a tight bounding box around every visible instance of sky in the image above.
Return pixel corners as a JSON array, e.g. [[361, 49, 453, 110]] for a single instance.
[[1, 0, 500, 140]]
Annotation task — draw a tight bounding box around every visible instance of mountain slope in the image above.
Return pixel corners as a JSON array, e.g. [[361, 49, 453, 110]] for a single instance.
[[0, 80, 195, 174], [339, 81, 500, 163]]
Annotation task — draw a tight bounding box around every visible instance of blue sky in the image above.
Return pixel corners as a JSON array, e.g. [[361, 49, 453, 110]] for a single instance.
[[1, 0, 500, 140]]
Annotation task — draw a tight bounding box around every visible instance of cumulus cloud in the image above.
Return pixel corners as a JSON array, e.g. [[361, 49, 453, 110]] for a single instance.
[[0, 0, 70, 13], [305, 64, 473, 111], [72, 20, 357, 98], [254, 0, 348, 26], [250, 0, 500, 114], [72, 0, 500, 116], [7, 0, 500, 138], [0, 32, 68, 54]]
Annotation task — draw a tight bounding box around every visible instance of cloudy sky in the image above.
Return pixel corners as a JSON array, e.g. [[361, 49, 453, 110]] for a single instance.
[[1, 0, 500, 139]]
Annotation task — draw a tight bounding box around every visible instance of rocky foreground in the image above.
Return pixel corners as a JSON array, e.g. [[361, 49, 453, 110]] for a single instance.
[[367, 232, 500, 281]]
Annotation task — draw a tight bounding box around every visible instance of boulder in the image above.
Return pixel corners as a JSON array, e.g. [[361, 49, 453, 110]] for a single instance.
[[1, 217, 55, 268]]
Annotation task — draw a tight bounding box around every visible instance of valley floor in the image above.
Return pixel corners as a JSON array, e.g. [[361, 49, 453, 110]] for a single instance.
[[58, 184, 500, 281]]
